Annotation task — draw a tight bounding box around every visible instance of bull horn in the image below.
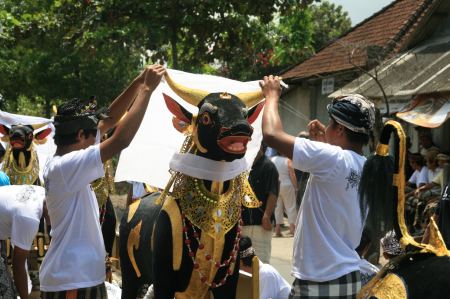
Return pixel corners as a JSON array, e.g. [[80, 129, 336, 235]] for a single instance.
[[235, 90, 264, 108], [164, 73, 209, 107], [31, 122, 50, 130]]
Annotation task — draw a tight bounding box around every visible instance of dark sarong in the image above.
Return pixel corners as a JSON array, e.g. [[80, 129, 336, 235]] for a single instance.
[[289, 271, 361, 299], [41, 283, 107, 299]]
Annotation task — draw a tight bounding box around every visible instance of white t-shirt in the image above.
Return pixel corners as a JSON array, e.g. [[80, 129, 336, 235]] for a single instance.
[[291, 138, 366, 281], [0, 185, 44, 250], [271, 156, 292, 187], [40, 145, 106, 292], [259, 261, 291, 299], [427, 167, 441, 183], [408, 167, 428, 186]]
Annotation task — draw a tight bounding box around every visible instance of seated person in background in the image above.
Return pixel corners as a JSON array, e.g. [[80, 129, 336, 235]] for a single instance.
[[413, 150, 442, 229], [422, 153, 450, 194], [406, 153, 428, 191], [0, 185, 45, 299], [381, 230, 404, 261], [355, 228, 379, 286], [239, 236, 290, 299], [405, 153, 428, 228], [417, 129, 439, 157], [422, 161, 450, 247]]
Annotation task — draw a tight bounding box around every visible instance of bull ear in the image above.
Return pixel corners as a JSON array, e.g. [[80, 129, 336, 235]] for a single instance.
[[35, 128, 52, 141], [247, 101, 265, 124], [0, 124, 10, 136], [163, 93, 193, 124]]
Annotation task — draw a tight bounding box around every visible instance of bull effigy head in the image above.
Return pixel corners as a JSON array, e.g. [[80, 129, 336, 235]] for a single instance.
[[0, 123, 52, 184], [0, 123, 52, 151], [162, 73, 264, 162]]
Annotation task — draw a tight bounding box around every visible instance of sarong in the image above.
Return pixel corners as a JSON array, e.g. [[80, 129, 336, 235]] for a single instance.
[[289, 271, 361, 299]]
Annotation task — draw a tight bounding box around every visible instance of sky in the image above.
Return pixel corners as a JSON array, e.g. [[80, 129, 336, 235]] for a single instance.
[[329, 0, 394, 25]]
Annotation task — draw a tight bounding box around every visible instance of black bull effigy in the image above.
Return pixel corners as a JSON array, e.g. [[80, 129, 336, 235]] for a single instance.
[[358, 120, 450, 299], [119, 74, 264, 299], [0, 122, 52, 264]]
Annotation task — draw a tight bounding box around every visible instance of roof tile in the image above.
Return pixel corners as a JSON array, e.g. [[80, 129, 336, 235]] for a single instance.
[[282, 0, 436, 79]]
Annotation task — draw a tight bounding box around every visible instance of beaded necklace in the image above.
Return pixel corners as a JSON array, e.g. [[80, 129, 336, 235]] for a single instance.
[[181, 213, 242, 288], [173, 174, 243, 237]]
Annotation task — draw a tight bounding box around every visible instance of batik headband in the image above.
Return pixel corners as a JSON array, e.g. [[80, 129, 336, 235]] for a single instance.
[[381, 230, 404, 256], [327, 94, 375, 135], [239, 247, 255, 259]]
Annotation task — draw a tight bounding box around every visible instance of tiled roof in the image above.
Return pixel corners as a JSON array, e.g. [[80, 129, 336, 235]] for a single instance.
[[282, 0, 437, 80]]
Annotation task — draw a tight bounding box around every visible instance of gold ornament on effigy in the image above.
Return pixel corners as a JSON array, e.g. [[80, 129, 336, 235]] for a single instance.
[[358, 273, 407, 299], [2, 146, 39, 185], [172, 173, 259, 238]]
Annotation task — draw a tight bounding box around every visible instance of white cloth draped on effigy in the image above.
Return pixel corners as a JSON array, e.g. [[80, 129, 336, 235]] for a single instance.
[[115, 69, 263, 188]]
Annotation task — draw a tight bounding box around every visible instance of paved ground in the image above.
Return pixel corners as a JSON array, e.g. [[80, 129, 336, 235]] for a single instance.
[[270, 231, 295, 283]]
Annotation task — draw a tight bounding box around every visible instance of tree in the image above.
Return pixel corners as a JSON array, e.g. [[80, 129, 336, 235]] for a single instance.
[[270, 0, 351, 68], [271, 8, 314, 68], [1, 0, 320, 116], [310, 1, 351, 51]]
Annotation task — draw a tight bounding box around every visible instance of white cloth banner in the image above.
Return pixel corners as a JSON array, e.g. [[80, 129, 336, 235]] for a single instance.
[[0, 110, 56, 181], [115, 69, 264, 188]]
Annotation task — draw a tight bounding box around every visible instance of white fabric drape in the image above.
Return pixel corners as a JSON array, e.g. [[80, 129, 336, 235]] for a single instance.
[[115, 69, 264, 189]]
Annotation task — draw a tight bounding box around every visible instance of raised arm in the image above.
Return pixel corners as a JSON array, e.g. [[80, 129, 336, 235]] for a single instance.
[[99, 65, 165, 163], [260, 76, 296, 159], [97, 68, 147, 136]]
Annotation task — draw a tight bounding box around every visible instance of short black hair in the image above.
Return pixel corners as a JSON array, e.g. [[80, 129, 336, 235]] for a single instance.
[[331, 117, 370, 145], [408, 153, 424, 166], [239, 236, 254, 267], [54, 128, 97, 147], [54, 98, 98, 146]]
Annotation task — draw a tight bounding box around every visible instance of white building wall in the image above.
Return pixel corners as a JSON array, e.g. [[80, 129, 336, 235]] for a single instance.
[[279, 86, 311, 136]]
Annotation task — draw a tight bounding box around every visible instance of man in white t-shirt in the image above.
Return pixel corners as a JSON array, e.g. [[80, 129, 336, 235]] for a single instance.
[[39, 65, 165, 298], [0, 185, 45, 299], [260, 75, 375, 298]]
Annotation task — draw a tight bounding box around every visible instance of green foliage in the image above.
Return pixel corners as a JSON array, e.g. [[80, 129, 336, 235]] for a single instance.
[[0, 0, 350, 116], [272, 8, 314, 67], [270, 0, 351, 68], [310, 0, 351, 51]]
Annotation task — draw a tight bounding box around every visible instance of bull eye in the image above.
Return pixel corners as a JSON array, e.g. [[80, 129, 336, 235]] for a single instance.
[[200, 112, 212, 125]]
